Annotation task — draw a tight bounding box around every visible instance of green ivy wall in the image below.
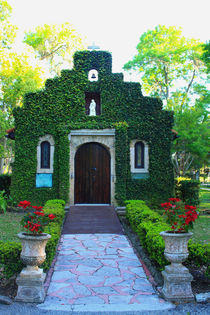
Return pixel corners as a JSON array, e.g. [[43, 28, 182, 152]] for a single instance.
[[11, 50, 174, 205]]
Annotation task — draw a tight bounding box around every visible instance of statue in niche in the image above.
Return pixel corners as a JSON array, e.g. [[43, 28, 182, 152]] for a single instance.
[[89, 99, 96, 116]]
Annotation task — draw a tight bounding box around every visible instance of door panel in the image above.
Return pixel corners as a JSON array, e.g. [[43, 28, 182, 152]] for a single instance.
[[75, 143, 110, 204]]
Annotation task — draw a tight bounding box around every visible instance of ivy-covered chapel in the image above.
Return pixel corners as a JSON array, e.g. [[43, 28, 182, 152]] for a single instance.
[[11, 50, 174, 205]]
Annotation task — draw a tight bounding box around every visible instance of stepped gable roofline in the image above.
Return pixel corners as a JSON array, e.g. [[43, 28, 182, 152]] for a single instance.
[[73, 50, 112, 74]]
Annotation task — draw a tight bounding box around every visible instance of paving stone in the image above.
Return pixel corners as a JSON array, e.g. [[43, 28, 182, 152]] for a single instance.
[[118, 259, 141, 268], [109, 295, 132, 304], [54, 286, 76, 299], [106, 248, 118, 254], [74, 295, 105, 304], [135, 294, 164, 304], [79, 258, 103, 268], [196, 292, 210, 303], [100, 259, 118, 267], [51, 271, 77, 282], [47, 282, 72, 293], [76, 265, 97, 274], [72, 285, 92, 296], [122, 272, 136, 280], [78, 275, 105, 285], [40, 233, 175, 312], [92, 286, 118, 295], [0, 295, 13, 305], [130, 267, 147, 278], [59, 250, 75, 255], [133, 280, 155, 293], [94, 266, 121, 277], [118, 247, 135, 253], [104, 276, 123, 285]]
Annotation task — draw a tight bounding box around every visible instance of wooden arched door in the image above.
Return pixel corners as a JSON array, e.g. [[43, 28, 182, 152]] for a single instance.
[[75, 142, 110, 204]]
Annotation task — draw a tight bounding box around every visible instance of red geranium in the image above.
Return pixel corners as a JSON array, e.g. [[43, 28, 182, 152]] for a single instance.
[[161, 198, 199, 233], [18, 200, 31, 209], [32, 206, 43, 211], [19, 200, 56, 235], [48, 214, 56, 220]]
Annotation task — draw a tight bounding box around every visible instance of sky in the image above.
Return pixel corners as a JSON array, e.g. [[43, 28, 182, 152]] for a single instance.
[[8, 0, 210, 78]]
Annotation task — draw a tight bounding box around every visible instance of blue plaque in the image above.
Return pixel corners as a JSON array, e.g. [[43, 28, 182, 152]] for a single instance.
[[131, 173, 149, 180], [36, 173, 52, 188]]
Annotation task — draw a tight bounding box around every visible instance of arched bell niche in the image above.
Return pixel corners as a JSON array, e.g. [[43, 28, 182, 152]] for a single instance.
[[88, 69, 98, 82]]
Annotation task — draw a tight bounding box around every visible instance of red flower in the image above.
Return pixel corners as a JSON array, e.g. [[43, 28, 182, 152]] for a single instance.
[[34, 211, 45, 216], [32, 206, 43, 211], [48, 214, 56, 220], [169, 198, 181, 202], [161, 202, 172, 208], [18, 200, 31, 209], [185, 205, 197, 210]]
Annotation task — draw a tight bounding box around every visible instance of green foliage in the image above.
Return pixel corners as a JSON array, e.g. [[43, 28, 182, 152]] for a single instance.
[[124, 25, 208, 171], [0, 0, 17, 49], [0, 174, 11, 195], [0, 241, 23, 278], [43, 201, 65, 225], [201, 41, 210, 73], [11, 50, 174, 205], [0, 190, 7, 213], [137, 221, 169, 267], [24, 22, 85, 76], [45, 199, 65, 207], [126, 200, 209, 272], [187, 241, 210, 277], [175, 179, 200, 206], [0, 199, 65, 278]]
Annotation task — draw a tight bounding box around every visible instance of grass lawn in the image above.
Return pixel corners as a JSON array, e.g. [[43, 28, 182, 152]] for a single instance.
[[192, 215, 210, 244], [0, 212, 22, 242], [199, 189, 210, 213]]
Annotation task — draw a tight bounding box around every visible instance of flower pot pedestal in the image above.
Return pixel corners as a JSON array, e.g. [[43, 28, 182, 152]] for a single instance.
[[160, 231, 194, 303], [15, 232, 51, 303]]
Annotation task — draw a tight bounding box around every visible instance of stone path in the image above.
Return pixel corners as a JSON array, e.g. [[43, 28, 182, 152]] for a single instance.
[[38, 233, 174, 313]]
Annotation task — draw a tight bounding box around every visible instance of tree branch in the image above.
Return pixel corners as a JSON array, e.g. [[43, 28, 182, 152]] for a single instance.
[[40, 43, 67, 60], [180, 69, 196, 109]]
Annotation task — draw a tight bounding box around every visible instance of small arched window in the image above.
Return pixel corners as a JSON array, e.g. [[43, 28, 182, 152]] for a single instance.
[[135, 141, 145, 168], [41, 141, 50, 169]]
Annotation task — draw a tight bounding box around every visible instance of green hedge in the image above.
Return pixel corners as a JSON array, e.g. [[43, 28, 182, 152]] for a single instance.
[[125, 200, 210, 274], [0, 174, 11, 196], [0, 199, 65, 278], [175, 179, 200, 206]]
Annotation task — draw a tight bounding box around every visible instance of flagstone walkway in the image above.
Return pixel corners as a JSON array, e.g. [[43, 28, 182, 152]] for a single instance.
[[38, 233, 174, 313]]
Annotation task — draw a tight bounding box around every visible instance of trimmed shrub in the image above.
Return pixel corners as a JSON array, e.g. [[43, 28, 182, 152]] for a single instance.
[[0, 199, 65, 278], [175, 179, 200, 206], [0, 241, 23, 278], [45, 199, 66, 207], [125, 200, 210, 274]]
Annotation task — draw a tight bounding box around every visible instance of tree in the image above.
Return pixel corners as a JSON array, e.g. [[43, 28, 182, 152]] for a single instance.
[[201, 41, 210, 73], [124, 25, 205, 110], [124, 25, 209, 175], [172, 88, 209, 176], [0, 1, 44, 174], [24, 23, 86, 76], [0, 0, 17, 50]]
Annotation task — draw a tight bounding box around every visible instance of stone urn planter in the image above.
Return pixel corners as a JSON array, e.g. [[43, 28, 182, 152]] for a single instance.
[[15, 232, 51, 303], [160, 231, 194, 302]]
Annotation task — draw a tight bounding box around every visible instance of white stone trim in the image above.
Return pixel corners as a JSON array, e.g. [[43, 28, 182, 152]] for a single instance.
[[37, 135, 55, 174], [130, 140, 149, 173], [69, 129, 116, 205]]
